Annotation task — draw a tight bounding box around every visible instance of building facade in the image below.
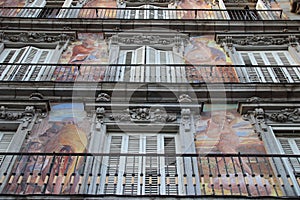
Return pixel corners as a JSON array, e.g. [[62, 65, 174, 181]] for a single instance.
[[0, 0, 300, 198]]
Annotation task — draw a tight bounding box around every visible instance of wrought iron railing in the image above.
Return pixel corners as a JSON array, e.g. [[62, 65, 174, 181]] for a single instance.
[[0, 152, 299, 197], [0, 7, 283, 20], [0, 63, 300, 84]]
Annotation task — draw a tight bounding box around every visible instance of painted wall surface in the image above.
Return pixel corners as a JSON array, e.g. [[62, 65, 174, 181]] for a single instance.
[[0, 0, 25, 7], [56, 34, 238, 83], [194, 105, 281, 196], [57, 33, 109, 81], [178, 0, 211, 9], [4, 103, 90, 194], [184, 36, 238, 83], [80, 0, 117, 18]]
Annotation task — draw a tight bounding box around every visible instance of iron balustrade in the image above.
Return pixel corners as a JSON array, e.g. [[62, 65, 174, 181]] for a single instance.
[[0, 7, 283, 20], [0, 63, 299, 83], [0, 152, 298, 197]]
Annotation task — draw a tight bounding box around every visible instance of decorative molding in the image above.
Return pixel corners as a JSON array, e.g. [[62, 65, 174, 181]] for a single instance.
[[96, 93, 111, 102], [246, 96, 263, 103], [267, 108, 300, 123], [111, 33, 188, 47], [109, 108, 177, 122], [0, 105, 35, 120], [181, 108, 191, 131], [178, 94, 193, 103], [29, 93, 44, 100], [217, 34, 300, 46], [0, 31, 76, 44]]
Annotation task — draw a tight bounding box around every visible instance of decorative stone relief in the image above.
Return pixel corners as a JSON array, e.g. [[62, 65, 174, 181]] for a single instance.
[[181, 108, 191, 131], [0, 31, 76, 44], [246, 96, 262, 103], [217, 34, 300, 46], [96, 93, 111, 102], [267, 108, 300, 123], [178, 94, 193, 103], [0, 105, 35, 120], [109, 108, 177, 122], [29, 93, 44, 100], [242, 107, 268, 139], [111, 33, 188, 47]]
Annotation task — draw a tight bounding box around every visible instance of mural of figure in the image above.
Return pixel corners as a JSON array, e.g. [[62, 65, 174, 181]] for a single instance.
[[4, 103, 90, 195], [196, 109, 273, 196]]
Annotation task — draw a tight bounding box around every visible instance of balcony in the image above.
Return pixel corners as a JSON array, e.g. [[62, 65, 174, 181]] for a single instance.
[[0, 152, 299, 198], [0, 63, 300, 84], [0, 7, 283, 20]]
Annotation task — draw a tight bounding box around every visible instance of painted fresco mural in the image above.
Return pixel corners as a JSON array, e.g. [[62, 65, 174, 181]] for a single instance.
[[194, 105, 281, 196], [80, 0, 117, 18], [0, 0, 25, 7], [57, 33, 109, 81], [4, 103, 90, 194], [184, 35, 239, 83]]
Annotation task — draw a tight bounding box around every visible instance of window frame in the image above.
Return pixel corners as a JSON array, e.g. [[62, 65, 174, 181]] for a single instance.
[[100, 132, 183, 195]]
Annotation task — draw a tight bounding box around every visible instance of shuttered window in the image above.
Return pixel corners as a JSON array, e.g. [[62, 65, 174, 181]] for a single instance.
[[124, 5, 169, 19], [0, 46, 54, 81], [102, 134, 179, 195], [277, 137, 300, 176], [0, 131, 14, 164], [115, 46, 184, 83], [238, 50, 300, 83]]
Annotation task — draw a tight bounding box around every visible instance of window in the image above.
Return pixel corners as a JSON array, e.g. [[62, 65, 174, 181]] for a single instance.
[[0, 46, 54, 81], [0, 131, 14, 163], [277, 136, 300, 177], [238, 50, 300, 83], [111, 46, 184, 82], [122, 5, 169, 19], [101, 133, 180, 195]]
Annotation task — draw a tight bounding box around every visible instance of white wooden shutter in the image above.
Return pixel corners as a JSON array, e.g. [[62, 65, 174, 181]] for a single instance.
[[239, 50, 300, 83], [18, 0, 46, 17], [125, 46, 145, 82], [123, 135, 140, 195], [0, 47, 28, 81], [278, 138, 300, 175], [34, 49, 54, 81], [11, 47, 53, 81], [144, 135, 159, 194], [104, 135, 123, 194], [163, 137, 178, 195]]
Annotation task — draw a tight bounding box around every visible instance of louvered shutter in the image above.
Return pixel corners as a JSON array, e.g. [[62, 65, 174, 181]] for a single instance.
[[104, 135, 123, 194], [18, 0, 46, 17], [0, 132, 14, 164], [0, 47, 27, 81], [146, 46, 156, 82], [278, 138, 300, 175], [163, 137, 178, 195], [144, 135, 159, 194], [276, 52, 300, 83], [11, 47, 53, 81], [239, 51, 299, 83], [123, 135, 140, 195], [128, 46, 145, 82], [34, 49, 54, 81]]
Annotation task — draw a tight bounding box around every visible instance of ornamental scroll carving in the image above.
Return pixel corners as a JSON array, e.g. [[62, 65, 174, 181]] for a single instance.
[[111, 34, 188, 47], [108, 108, 177, 122], [0, 106, 35, 120], [0, 31, 76, 43], [267, 108, 300, 123], [217, 35, 300, 46]]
